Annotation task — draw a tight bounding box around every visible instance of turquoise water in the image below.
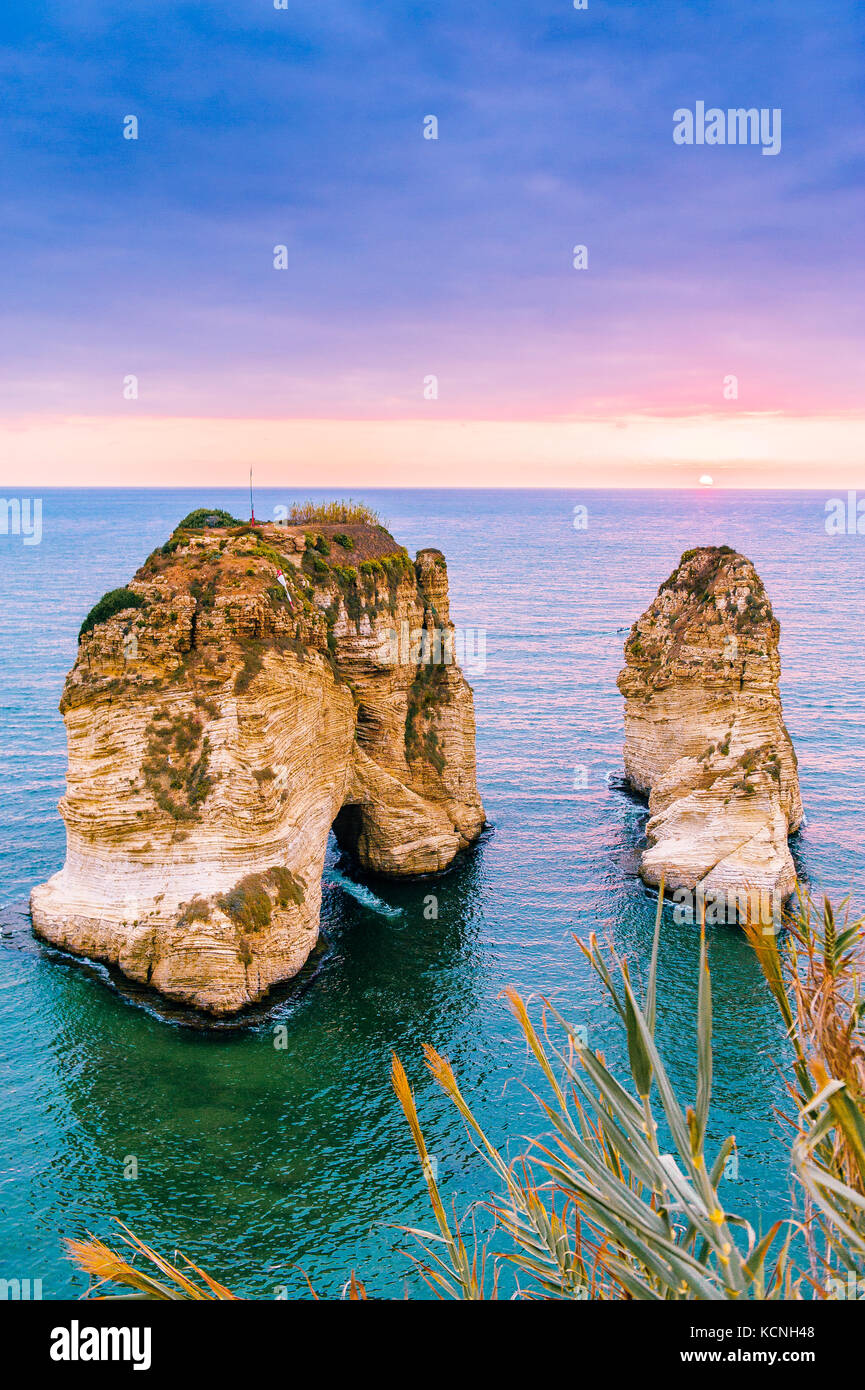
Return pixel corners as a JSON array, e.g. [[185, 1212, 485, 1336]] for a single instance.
[[1, 488, 862, 1298]]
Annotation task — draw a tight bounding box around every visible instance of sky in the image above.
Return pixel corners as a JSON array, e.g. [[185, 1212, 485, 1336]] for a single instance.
[[0, 0, 863, 486]]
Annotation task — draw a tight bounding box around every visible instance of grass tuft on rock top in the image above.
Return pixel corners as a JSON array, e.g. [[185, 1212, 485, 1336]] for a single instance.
[[286, 499, 383, 526]]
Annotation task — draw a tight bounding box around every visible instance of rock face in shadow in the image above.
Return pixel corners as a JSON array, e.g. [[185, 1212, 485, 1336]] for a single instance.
[[617, 546, 803, 920], [31, 514, 485, 1014]]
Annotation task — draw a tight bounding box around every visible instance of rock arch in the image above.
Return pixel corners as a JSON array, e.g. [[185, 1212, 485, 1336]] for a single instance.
[[31, 520, 485, 1014]]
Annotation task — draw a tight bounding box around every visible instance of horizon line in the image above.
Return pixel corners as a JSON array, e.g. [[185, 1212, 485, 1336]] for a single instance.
[[2, 483, 860, 493]]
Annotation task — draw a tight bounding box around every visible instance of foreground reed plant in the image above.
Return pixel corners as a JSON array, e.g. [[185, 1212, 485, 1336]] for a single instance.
[[65, 889, 865, 1300], [391, 888, 865, 1299], [393, 891, 803, 1299], [65, 1222, 238, 1300], [66, 1219, 369, 1301], [744, 892, 865, 1290]]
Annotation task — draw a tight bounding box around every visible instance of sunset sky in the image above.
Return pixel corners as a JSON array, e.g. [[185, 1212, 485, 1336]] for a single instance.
[[1, 0, 863, 487]]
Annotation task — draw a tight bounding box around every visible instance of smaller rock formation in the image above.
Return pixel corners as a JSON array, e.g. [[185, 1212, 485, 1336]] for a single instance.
[[617, 546, 803, 923]]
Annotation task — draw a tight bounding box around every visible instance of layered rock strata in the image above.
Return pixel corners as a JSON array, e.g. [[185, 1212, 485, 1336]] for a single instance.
[[31, 512, 485, 1013], [617, 546, 803, 922]]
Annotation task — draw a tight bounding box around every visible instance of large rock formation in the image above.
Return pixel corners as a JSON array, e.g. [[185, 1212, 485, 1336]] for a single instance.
[[617, 546, 803, 921], [31, 510, 485, 1014]]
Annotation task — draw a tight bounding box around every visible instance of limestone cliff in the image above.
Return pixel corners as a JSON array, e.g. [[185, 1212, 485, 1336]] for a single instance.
[[31, 510, 485, 1014], [617, 546, 803, 919]]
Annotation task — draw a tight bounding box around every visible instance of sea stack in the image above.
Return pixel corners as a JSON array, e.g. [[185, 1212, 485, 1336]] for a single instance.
[[31, 510, 485, 1014], [617, 546, 803, 921]]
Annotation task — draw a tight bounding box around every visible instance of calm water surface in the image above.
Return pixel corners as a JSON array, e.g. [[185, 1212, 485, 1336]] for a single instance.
[[0, 488, 862, 1297]]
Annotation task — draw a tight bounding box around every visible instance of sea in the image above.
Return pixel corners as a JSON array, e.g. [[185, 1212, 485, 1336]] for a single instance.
[[0, 487, 862, 1298]]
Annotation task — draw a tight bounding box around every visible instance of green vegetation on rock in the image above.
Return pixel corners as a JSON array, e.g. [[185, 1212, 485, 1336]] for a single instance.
[[142, 711, 214, 821], [217, 867, 306, 934], [174, 508, 243, 531], [405, 662, 448, 773], [234, 642, 265, 694], [79, 587, 147, 641]]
